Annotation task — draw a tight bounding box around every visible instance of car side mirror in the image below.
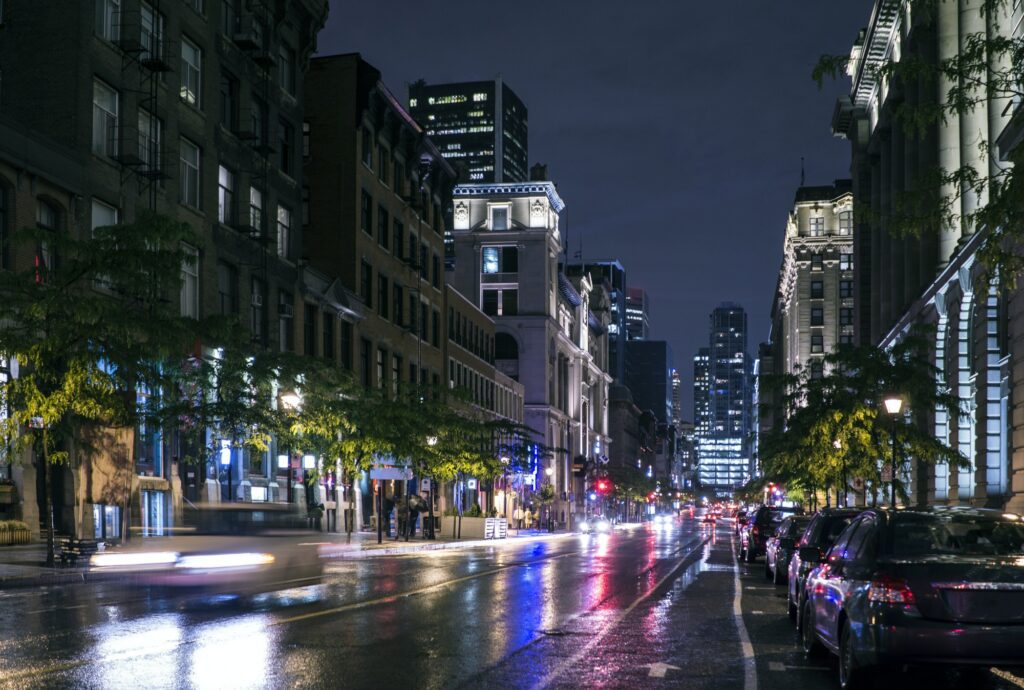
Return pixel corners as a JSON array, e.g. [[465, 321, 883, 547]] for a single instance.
[[798, 546, 823, 563]]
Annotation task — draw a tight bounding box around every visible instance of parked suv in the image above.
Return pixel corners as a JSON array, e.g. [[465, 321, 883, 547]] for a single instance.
[[787, 507, 863, 626], [740, 505, 801, 562]]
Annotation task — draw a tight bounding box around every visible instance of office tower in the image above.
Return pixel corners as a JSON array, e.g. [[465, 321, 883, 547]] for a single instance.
[[408, 78, 527, 183], [625, 287, 649, 340]]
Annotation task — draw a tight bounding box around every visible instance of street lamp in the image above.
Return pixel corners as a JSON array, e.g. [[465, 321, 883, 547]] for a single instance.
[[833, 438, 844, 507], [280, 391, 302, 505], [425, 435, 438, 539], [883, 395, 904, 508]]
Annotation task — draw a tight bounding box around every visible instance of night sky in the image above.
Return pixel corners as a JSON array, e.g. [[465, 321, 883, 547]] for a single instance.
[[316, 1, 876, 419]]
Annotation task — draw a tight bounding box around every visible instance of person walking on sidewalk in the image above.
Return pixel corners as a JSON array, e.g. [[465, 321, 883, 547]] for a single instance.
[[524, 508, 533, 530], [513, 506, 523, 530]]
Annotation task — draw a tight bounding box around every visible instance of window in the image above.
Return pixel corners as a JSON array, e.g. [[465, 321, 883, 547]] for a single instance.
[[140, 3, 165, 64], [95, 0, 120, 41], [839, 253, 853, 271], [420, 243, 428, 280], [180, 37, 202, 107], [393, 284, 403, 326], [840, 307, 853, 326], [278, 291, 293, 352], [92, 80, 119, 157], [840, 333, 854, 346], [811, 306, 823, 326], [810, 280, 823, 299], [276, 206, 291, 260], [361, 128, 372, 168], [489, 205, 509, 230], [377, 275, 389, 319], [482, 246, 518, 274], [278, 44, 295, 94], [322, 313, 334, 361], [810, 360, 824, 379], [181, 244, 199, 318], [304, 303, 317, 356], [185, 0, 204, 14], [420, 302, 428, 341], [360, 190, 372, 235], [432, 254, 440, 288], [36, 200, 58, 281], [250, 277, 266, 344], [811, 333, 824, 353], [278, 119, 293, 176], [840, 280, 853, 298], [302, 186, 309, 226], [393, 220, 404, 259], [91, 199, 119, 231], [138, 110, 162, 174], [432, 309, 440, 348], [378, 206, 389, 248], [217, 165, 234, 224], [249, 186, 263, 232], [392, 355, 401, 396], [839, 211, 852, 236], [393, 161, 404, 196], [217, 261, 238, 314], [482, 288, 517, 316], [360, 261, 372, 307], [378, 145, 389, 184], [340, 321, 353, 370], [360, 339, 371, 388], [221, 0, 240, 36], [220, 72, 238, 130], [179, 138, 200, 208], [408, 294, 417, 333], [249, 97, 266, 144], [376, 348, 387, 390], [302, 121, 310, 158], [808, 216, 824, 237], [811, 252, 822, 271]]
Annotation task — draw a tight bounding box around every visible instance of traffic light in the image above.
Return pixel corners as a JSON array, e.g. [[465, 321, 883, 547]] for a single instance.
[[596, 478, 612, 494]]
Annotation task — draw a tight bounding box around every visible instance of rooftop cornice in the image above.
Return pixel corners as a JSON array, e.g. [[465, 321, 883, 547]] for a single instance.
[[851, 0, 902, 111], [454, 181, 566, 213]]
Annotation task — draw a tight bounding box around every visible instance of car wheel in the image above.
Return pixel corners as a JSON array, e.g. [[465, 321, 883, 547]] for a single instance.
[[839, 618, 871, 690], [773, 562, 784, 586], [764, 561, 773, 580], [746, 546, 756, 563], [801, 602, 825, 658]]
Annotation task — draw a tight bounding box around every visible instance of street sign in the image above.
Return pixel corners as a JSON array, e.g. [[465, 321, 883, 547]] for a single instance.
[[467, 478, 478, 489], [881, 466, 893, 483], [421, 478, 431, 492], [852, 477, 865, 490], [369, 467, 413, 480]]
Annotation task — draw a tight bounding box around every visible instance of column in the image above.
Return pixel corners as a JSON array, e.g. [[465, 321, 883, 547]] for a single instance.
[[938, 0, 962, 264]]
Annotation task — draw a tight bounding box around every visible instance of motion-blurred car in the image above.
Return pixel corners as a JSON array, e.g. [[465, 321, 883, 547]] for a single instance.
[[788, 507, 864, 625], [652, 513, 673, 527], [580, 516, 613, 534], [764, 514, 811, 584], [90, 504, 324, 594], [739, 505, 801, 562], [801, 507, 1024, 689]]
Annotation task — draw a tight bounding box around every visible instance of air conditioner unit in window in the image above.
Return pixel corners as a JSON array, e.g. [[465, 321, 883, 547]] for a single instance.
[[279, 303, 293, 318], [251, 293, 263, 307]]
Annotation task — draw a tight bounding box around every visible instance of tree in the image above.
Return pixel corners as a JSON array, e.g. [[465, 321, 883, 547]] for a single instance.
[[760, 326, 965, 507], [0, 212, 201, 564]]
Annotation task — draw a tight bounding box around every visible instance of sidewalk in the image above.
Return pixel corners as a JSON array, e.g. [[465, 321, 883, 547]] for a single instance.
[[0, 523, 633, 589]]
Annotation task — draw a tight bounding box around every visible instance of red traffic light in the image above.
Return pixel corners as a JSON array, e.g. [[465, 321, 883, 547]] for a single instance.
[[596, 479, 612, 494]]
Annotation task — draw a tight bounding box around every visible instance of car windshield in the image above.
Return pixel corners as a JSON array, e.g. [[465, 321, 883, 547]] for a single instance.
[[891, 514, 1024, 557]]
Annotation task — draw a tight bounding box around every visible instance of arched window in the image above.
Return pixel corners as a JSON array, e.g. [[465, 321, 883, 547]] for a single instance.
[[35, 198, 61, 281], [495, 332, 518, 360]]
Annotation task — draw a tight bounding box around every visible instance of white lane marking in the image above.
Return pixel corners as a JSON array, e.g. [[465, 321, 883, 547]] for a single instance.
[[992, 667, 1024, 688], [529, 537, 708, 690], [744, 586, 774, 591], [768, 662, 829, 672], [645, 662, 681, 678], [733, 539, 758, 690], [751, 610, 766, 614]]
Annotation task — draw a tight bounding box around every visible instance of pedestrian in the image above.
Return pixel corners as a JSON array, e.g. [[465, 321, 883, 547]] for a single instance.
[[513, 506, 523, 529], [524, 507, 533, 530], [397, 500, 410, 540]]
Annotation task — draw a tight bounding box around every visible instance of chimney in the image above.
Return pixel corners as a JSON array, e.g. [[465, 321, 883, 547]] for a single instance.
[[529, 163, 548, 181]]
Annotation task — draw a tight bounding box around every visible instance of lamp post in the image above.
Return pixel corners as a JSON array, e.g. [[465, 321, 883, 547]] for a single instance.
[[544, 466, 555, 532], [833, 438, 844, 507], [500, 454, 511, 524], [883, 395, 904, 508], [280, 392, 302, 505], [426, 435, 438, 540]]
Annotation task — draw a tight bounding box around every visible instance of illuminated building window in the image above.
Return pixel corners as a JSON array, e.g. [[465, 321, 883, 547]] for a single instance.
[[808, 216, 824, 237], [810, 280, 823, 299], [838, 211, 852, 236], [840, 280, 853, 298], [482, 246, 518, 274], [811, 306, 823, 326], [811, 252, 822, 271], [811, 333, 824, 353], [488, 205, 510, 231]]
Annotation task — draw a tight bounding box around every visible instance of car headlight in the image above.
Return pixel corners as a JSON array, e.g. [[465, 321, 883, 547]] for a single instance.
[[581, 522, 591, 532], [175, 553, 275, 569], [596, 520, 611, 532], [91, 551, 179, 568]]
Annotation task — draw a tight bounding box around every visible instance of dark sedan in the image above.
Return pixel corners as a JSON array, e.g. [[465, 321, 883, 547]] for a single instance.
[[765, 514, 811, 584], [740, 505, 800, 562], [801, 507, 1024, 689], [787, 507, 863, 625]]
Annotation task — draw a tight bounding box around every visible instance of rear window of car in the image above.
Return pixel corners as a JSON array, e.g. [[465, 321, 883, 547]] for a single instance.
[[891, 514, 1024, 557]]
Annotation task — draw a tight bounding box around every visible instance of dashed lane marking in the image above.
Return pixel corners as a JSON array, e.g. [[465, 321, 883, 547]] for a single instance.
[[768, 662, 829, 672], [733, 539, 758, 690]]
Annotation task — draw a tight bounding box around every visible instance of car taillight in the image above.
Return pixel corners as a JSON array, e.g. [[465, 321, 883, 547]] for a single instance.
[[867, 574, 916, 605], [752, 526, 760, 537]]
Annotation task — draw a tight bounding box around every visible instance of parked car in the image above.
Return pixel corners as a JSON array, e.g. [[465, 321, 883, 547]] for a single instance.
[[788, 507, 863, 625], [740, 505, 801, 562], [733, 509, 749, 536], [764, 514, 811, 584], [801, 506, 1024, 689]]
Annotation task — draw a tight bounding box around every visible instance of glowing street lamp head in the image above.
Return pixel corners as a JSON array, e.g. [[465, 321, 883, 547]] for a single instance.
[[545, 467, 554, 477], [426, 436, 438, 447], [883, 395, 904, 415], [281, 392, 302, 410]]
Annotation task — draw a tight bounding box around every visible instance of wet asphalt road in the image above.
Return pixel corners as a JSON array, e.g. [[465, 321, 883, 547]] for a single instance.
[[2, 518, 1024, 689]]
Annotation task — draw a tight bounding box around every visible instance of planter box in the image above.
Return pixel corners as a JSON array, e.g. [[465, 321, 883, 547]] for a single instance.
[[439, 516, 508, 540], [0, 529, 30, 546]]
